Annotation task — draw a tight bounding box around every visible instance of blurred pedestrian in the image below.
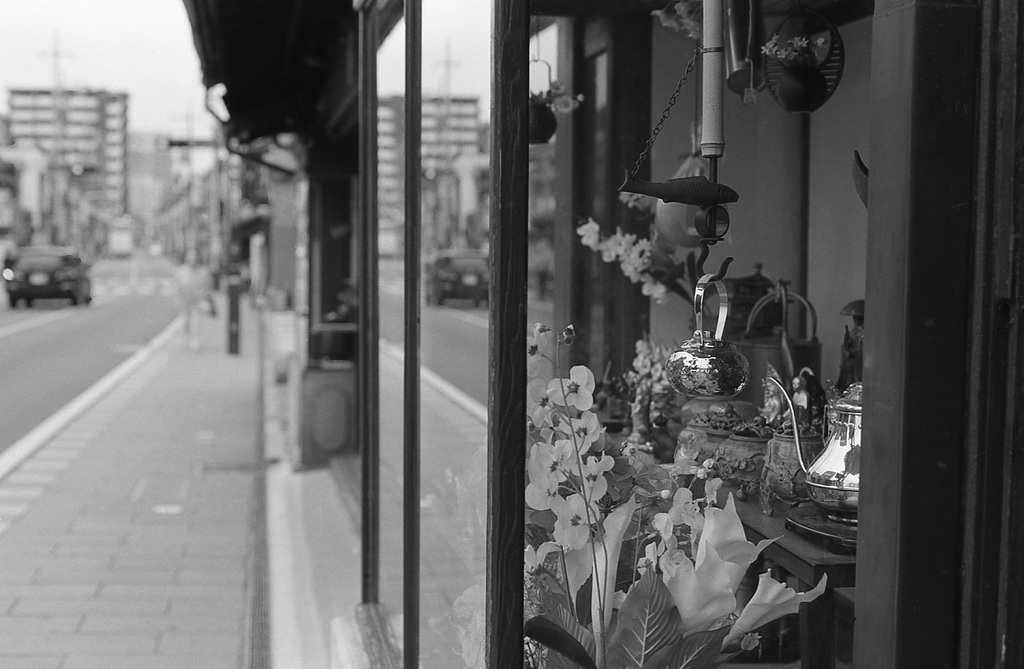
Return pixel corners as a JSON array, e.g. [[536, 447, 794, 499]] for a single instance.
[[175, 249, 213, 350]]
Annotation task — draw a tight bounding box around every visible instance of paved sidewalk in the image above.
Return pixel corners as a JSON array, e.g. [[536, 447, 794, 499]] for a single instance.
[[0, 300, 262, 669]]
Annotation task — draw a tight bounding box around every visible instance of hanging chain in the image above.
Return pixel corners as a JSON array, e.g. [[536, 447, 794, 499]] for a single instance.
[[627, 48, 700, 179]]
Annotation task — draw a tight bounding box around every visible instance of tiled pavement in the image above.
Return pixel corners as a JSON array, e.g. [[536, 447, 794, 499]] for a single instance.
[[0, 302, 261, 669]]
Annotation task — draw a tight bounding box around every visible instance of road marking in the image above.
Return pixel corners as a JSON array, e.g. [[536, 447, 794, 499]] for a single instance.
[[0, 316, 184, 483], [379, 340, 487, 425], [0, 310, 77, 340]]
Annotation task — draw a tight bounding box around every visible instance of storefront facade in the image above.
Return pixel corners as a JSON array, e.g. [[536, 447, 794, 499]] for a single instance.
[[183, 0, 1023, 666]]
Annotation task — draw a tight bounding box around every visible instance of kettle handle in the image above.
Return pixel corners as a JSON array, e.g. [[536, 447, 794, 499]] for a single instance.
[[766, 376, 809, 474], [694, 273, 730, 343]]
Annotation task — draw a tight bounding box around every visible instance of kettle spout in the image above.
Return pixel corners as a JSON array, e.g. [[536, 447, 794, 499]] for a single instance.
[[767, 376, 809, 474]]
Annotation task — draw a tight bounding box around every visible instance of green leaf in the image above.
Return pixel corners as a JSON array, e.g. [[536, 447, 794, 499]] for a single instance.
[[524, 616, 599, 669], [642, 626, 731, 669], [605, 570, 682, 669]]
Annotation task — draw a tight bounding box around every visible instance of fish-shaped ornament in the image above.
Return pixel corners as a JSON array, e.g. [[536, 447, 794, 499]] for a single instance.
[[619, 171, 739, 207]]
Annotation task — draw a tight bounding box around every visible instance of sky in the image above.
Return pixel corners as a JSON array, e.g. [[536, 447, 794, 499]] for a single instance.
[[0, 0, 555, 135], [0, 0, 212, 137]]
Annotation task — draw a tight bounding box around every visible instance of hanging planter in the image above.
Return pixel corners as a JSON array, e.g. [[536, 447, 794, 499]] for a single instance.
[[528, 97, 558, 144], [528, 57, 582, 144], [762, 11, 845, 113]]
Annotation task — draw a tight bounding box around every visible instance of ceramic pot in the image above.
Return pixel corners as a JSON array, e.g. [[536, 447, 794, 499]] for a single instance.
[[760, 430, 824, 511], [773, 65, 829, 112], [528, 101, 557, 144]]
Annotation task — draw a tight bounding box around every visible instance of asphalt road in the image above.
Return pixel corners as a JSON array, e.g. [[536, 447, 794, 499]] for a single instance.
[[0, 255, 180, 453], [378, 266, 554, 407]]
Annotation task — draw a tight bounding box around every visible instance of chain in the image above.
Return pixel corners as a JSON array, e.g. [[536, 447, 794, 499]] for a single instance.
[[628, 48, 700, 179]]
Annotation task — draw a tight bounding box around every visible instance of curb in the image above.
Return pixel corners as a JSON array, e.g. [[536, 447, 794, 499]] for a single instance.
[[0, 316, 184, 482]]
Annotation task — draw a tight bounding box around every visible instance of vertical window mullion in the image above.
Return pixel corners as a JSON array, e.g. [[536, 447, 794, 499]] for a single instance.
[[403, 0, 422, 667]]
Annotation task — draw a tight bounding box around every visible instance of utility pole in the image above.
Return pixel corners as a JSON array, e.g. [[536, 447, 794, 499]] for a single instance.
[[39, 32, 72, 244]]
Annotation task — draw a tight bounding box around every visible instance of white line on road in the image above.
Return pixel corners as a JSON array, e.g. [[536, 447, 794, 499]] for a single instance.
[[379, 340, 487, 425], [0, 316, 184, 482]]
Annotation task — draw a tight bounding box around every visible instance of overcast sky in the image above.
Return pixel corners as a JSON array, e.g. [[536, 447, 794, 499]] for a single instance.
[[0, 0, 211, 137], [0, 0, 553, 135]]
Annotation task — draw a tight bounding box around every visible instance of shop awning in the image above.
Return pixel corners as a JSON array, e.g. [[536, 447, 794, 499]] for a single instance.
[[180, 0, 355, 142]]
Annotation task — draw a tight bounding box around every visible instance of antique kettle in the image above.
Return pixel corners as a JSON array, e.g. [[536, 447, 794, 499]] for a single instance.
[[666, 274, 750, 399], [767, 377, 861, 524]]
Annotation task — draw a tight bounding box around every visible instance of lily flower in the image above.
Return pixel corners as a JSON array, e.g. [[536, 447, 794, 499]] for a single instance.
[[696, 494, 777, 591], [660, 541, 737, 634], [724, 571, 828, 645]]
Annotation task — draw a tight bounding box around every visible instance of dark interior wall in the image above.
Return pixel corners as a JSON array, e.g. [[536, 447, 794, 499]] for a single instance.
[[808, 16, 871, 383], [648, 19, 805, 347]]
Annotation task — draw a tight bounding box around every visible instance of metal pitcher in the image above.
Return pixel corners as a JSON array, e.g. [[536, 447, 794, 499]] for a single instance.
[[666, 274, 750, 399], [767, 377, 861, 524]]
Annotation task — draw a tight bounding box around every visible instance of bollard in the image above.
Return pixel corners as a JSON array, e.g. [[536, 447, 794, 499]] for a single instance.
[[227, 274, 241, 355]]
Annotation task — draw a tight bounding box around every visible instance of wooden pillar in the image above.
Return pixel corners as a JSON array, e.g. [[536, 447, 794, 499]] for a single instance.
[[855, 0, 980, 666], [488, 0, 528, 667]]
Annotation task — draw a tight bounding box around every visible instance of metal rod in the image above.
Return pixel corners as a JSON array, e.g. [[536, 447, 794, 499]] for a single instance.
[[402, 0, 422, 666], [357, 5, 381, 607]]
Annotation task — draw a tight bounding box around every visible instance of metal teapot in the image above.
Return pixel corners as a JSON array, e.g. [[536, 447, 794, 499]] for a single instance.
[[767, 377, 861, 524], [666, 274, 750, 399]]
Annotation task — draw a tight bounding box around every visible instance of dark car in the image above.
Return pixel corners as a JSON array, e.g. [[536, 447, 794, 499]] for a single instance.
[[3, 246, 93, 308], [424, 249, 489, 307]]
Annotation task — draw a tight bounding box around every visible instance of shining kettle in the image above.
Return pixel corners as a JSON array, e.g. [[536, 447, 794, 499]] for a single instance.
[[767, 377, 861, 524], [666, 274, 750, 400]]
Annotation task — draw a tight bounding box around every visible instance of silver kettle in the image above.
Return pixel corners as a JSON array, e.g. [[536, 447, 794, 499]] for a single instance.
[[767, 377, 861, 524]]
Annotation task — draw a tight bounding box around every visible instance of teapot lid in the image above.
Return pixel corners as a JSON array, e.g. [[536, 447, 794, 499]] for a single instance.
[[835, 382, 862, 412]]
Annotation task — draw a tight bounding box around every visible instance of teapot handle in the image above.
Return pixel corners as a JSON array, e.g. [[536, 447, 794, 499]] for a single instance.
[[694, 273, 730, 343]]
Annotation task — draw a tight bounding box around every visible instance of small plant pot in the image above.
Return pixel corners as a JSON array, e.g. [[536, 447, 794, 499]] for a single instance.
[[773, 65, 830, 112], [528, 102, 557, 144]]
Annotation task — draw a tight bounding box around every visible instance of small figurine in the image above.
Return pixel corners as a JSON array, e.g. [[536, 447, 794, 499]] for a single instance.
[[799, 367, 828, 436], [791, 376, 810, 429], [760, 363, 786, 427], [837, 299, 864, 392]]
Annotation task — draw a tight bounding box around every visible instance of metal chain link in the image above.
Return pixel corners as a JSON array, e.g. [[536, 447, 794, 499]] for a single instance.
[[628, 49, 700, 179]]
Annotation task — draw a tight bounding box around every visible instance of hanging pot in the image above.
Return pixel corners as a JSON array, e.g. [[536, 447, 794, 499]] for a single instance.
[[772, 65, 830, 112], [665, 275, 750, 399], [528, 100, 557, 144], [764, 11, 845, 113]]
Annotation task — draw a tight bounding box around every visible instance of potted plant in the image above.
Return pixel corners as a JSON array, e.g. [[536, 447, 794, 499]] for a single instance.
[[530, 58, 583, 144], [523, 324, 827, 669], [762, 11, 844, 113]]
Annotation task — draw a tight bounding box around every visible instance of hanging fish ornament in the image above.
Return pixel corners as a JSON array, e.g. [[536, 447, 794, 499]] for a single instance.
[[618, 171, 740, 207]]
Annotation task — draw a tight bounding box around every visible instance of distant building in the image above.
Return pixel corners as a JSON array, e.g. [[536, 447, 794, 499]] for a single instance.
[[377, 95, 485, 253], [6, 87, 129, 220]]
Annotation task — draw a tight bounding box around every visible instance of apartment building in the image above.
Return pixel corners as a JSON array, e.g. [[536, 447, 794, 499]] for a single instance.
[[7, 87, 129, 218]]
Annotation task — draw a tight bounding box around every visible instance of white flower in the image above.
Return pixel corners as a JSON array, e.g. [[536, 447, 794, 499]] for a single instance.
[[576, 219, 601, 249], [725, 571, 828, 645]]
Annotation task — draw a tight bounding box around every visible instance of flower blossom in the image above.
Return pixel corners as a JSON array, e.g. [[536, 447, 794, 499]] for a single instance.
[[581, 453, 615, 502], [527, 324, 555, 378], [576, 219, 601, 250], [660, 541, 736, 633], [547, 365, 596, 411], [697, 494, 777, 592], [527, 378, 553, 427], [564, 410, 603, 451], [552, 494, 596, 549], [524, 541, 559, 574]]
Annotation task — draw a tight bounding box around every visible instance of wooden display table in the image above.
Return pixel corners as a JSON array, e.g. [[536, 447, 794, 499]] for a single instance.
[[733, 495, 857, 669]]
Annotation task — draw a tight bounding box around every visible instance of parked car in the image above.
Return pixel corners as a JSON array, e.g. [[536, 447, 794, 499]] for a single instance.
[[2, 246, 93, 308], [424, 249, 489, 307]]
